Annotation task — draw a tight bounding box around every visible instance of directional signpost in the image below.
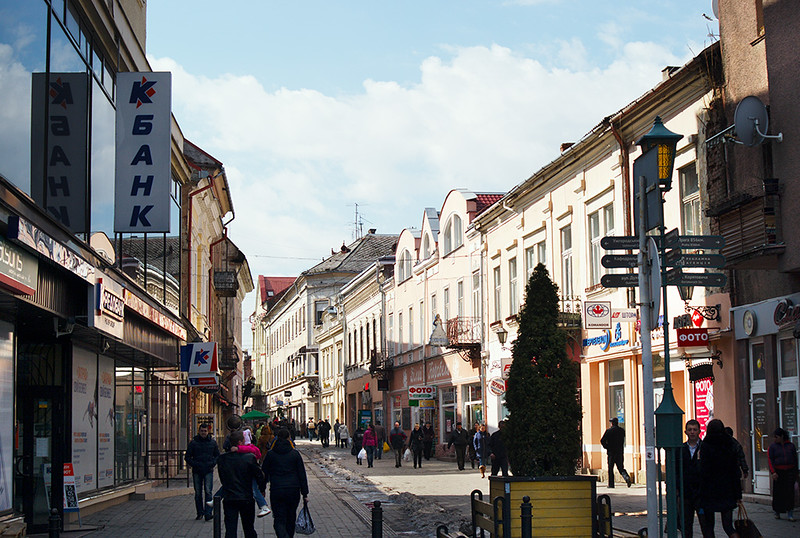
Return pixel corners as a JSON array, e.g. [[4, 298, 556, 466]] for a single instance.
[[600, 273, 639, 287]]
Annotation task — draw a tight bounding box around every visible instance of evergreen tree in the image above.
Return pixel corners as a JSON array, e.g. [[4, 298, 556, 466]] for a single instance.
[[504, 263, 582, 476]]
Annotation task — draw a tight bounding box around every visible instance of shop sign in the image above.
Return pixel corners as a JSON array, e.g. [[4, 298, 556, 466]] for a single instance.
[[584, 301, 611, 329], [582, 322, 629, 352], [0, 235, 38, 295], [488, 378, 506, 397], [694, 378, 714, 437], [408, 385, 437, 399], [124, 289, 187, 340], [181, 342, 219, 374], [774, 299, 800, 329], [188, 375, 219, 387], [501, 358, 512, 380], [676, 328, 709, 352], [418, 399, 435, 408], [89, 275, 125, 339], [611, 308, 637, 323]]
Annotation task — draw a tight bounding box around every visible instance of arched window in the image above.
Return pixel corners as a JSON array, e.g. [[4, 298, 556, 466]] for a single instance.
[[423, 234, 431, 259], [397, 250, 413, 281], [443, 215, 463, 255]]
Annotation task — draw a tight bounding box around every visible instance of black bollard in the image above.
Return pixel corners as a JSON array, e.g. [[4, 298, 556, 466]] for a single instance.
[[520, 495, 532, 538], [371, 500, 383, 537], [213, 496, 222, 538], [48, 508, 61, 538]]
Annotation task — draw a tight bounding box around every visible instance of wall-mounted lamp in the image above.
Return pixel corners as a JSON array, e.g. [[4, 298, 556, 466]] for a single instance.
[[495, 327, 508, 346]]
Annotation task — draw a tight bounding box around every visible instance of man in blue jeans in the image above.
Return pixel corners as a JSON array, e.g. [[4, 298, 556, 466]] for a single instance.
[[185, 423, 220, 521]]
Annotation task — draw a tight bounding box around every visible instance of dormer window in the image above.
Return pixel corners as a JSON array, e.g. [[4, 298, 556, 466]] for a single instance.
[[423, 234, 432, 259], [443, 215, 463, 255], [397, 250, 413, 282]]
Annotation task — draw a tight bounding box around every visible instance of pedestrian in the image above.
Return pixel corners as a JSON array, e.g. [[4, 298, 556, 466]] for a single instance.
[[768, 427, 798, 521], [374, 420, 386, 460], [333, 419, 341, 448], [488, 420, 509, 477], [468, 423, 479, 469], [363, 423, 378, 468], [352, 425, 365, 464], [422, 422, 435, 460], [185, 423, 220, 521], [243, 426, 254, 446], [306, 417, 316, 441], [473, 423, 490, 478], [262, 428, 310, 538], [679, 419, 705, 538], [216, 430, 265, 538], [410, 423, 424, 469], [389, 421, 407, 468], [338, 422, 350, 449], [724, 426, 749, 480], [600, 417, 631, 487], [289, 418, 297, 441], [216, 442, 272, 518], [222, 415, 243, 452], [446, 422, 469, 471], [318, 419, 331, 447], [698, 419, 741, 537], [257, 423, 275, 457]]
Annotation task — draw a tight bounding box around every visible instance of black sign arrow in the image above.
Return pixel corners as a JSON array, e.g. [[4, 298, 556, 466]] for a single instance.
[[601, 273, 639, 288], [601, 254, 638, 268]]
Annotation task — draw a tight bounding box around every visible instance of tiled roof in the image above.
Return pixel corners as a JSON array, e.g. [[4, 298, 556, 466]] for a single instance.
[[302, 233, 398, 276], [259, 276, 295, 307], [474, 194, 504, 216]]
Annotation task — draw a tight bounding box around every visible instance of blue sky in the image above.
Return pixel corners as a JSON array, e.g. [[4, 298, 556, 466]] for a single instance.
[[145, 1, 717, 344]]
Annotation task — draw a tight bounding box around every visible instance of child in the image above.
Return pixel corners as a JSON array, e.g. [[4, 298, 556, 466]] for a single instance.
[[208, 443, 271, 517]]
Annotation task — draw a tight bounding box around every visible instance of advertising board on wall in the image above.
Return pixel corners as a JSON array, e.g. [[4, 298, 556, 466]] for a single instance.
[[96, 355, 115, 488], [72, 347, 98, 494], [0, 322, 13, 511]]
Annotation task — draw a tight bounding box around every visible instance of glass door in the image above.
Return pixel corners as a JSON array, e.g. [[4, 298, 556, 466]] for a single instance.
[[749, 341, 770, 494], [778, 337, 799, 447]]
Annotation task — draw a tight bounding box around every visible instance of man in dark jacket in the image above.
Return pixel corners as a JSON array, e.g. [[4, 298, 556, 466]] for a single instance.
[[389, 421, 407, 468], [317, 419, 331, 448], [262, 428, 310, 537], [185, 423, 220, 520], [488, 420, 509, 477], [422, 422, 435, 460], [374, 421, 386, 460], [679, 419, 706, 538], [217, 430, 264, 538], [600, 418, 631, 487], [447, 422, 470, 470]]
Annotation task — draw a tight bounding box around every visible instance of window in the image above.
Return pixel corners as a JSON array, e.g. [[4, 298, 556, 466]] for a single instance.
[[608, 360, 625, 426], [419, 301, 425, 350], [493, 266, 502, 321], [472, 271, 481, 318], [561, 225, 573, 298], [431, 293, 437, 321], [443, 215, 463, 254], [397, 250, 413, 282], [457, 280, 464, 319], [525, 240, 547, 279], [423, 234, 432, 259], [409, 307, 414, 348], [315, 301, 327, 325], [388, 314, 394, 357], [680, 164, 701, 236], [443, 287, 450, 321], [508, 258, 519, 315], [398, 312, 404, 354], [589, 204, 614, 286]]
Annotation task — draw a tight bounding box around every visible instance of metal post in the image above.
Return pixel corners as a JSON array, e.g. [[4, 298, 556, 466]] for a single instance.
[[48, 508, 61, 538], [637, 173, 659, 538], [520, 495, 532, 538], [371, 500, 383, 537], [213, 496, 222, 538]]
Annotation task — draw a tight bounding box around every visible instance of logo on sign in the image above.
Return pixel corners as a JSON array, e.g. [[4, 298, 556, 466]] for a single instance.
[[488, 378, 506, 397], [588, 304, 610, 318]]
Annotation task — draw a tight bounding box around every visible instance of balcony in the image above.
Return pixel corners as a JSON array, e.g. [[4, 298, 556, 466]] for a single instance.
[[558, 296, 582, 330], [446, 316, 481, 364], [369, 349, 393, 380]]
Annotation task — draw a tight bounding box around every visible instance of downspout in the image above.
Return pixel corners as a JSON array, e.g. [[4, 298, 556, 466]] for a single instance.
[[609, 120, 635, 308], [187, 171, 221, 329]]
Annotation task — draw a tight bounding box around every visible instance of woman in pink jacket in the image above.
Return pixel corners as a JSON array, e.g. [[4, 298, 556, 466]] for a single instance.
[[363, 424, 378, 468]]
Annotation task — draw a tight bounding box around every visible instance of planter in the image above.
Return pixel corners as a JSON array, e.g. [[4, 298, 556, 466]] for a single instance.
[[488, 475, 598, 537]]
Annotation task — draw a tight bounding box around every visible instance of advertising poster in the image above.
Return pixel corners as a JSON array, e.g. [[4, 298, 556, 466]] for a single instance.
[[0, 322, 13, 511], [72, 347, 97, 494], [96, 355, 115, 488], [694, 378, 714, 438]]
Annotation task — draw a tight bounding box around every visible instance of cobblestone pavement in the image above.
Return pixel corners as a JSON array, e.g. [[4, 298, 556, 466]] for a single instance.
[[57, 438, 797, 537]]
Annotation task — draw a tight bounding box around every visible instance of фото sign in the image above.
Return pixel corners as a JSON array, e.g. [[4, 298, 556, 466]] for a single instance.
[[584, 301, 611, 329], [115, 72, 172, 233], [676, 328, 709, 352], [408, 385, 437, 400]]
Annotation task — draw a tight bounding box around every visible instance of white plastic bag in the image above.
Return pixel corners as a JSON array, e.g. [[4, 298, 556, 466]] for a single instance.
[[403, 448, 411, 461], [357, 448, 367, 460], [295, 501, 316, 534]]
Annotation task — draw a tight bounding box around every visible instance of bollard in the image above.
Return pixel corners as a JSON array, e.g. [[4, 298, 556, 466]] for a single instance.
[[638, 528, 648, 537], [48, 508, 61, 538], [371, 500, 383, 537], [520, 495, 532, 538], [213, 496, 222, 538]]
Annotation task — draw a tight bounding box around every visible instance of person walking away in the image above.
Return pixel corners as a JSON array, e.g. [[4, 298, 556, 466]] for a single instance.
[[216, 431, 264, 538], [447, 422, 470, 471], [243, 426, 254, 446], [257, 424, 275, 457], [473, 424, 490, 478], [409, 423, 425, 468], [306, 418, 316, 441], [262, 428, 310, 538], [389, 421, 407, 468], [352, 425, 365, 464], [768, 427, 798, 521], [185, 423, 220, 521], [724, 426, 749, 481], [698, 419, 741, 537], [600, 417, 631, 487], [363, 424, 378, 468], [488, 421, 509, 477], [227, 442, 272, 517], [318, 419, 331, 448], [374, 421, 386, 460], [333, 419, 341, 448], [679, 419, 705, 538], [422, 422, 435, 460], [338, 423, 350, 449], [468, 423, 479, 469]]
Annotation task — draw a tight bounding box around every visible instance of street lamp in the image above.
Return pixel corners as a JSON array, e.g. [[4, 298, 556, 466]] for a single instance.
[[637, 116, 683, 192], [496, 327, 508, 346]]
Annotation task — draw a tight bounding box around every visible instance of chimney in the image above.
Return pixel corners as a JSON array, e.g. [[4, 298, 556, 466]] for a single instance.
[[368, 228, 376, 234], [662, 66, 680, 81], [560, 142, 574, 153]]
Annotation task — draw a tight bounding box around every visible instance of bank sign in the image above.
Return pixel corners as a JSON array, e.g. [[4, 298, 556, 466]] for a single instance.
[[115, 72, 172, 233], [89, 274, 125, 340], [582, 322, 629, 352]]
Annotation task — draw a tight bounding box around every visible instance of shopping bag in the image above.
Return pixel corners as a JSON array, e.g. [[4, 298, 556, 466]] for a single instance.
[[295, 500, 316, 535], [357, 448, 367, 460], [383, 441, 391, 452], [733, 502, 762, 538], [403, 448, 411, 461], [350, 444, 357, 456]]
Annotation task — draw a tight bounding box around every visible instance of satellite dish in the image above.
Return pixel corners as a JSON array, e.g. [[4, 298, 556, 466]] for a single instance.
[[734, 95, 783, 147], [711, 0, 719, 19]]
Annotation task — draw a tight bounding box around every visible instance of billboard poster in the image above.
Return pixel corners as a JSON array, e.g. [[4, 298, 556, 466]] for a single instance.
[[694, 378, 714, 438], [0, 322, 13, 511], [114, 72, 172, 232], [30, 73, 89, 233], [96, 355, 115, 488], [72, 347, 97, 494]]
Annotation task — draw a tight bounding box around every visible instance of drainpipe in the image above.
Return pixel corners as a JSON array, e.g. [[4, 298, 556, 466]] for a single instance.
[[187, 170, 222, 327], [609, 120, 635, 310]]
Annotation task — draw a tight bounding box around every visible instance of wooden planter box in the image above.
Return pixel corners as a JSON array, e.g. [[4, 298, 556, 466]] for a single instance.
[[488, 475, 598, 537]]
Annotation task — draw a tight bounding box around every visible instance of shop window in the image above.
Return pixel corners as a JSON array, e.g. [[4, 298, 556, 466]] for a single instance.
[[750, 342, 767, 381], [608, 360, 625, 426]]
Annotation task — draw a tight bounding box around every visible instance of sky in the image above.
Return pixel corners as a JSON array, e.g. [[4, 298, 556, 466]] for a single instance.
[[144, 1, 719, 351]]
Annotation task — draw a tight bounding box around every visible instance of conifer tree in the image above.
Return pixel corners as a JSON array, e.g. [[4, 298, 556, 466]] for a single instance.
[[504, 263, 582, 476]]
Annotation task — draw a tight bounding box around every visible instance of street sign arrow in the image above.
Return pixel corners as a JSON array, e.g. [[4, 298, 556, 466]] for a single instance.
[[666, 270, 727, 288], [601, 273, 639, 288], [678, 254, 726, 268], [601, 254, 638, 268], [664, 228, 680, 249], [601, 236, 639, 250], [664, 248, 682, 267], [678, 235, 725, 249]]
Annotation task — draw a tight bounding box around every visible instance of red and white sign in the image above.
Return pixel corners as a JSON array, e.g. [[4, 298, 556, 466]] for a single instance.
[[676, 328, 709, 352], [408, 385, 437, 399], [501, 358, 512, 380], [694, 378, 714, 437], [585, 301, 612, 329], [488, 378, 506, 397]]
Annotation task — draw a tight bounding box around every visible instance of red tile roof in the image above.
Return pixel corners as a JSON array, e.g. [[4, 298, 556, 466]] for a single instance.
[[474, 194, 504, 216], [258, 276, 295, 306]]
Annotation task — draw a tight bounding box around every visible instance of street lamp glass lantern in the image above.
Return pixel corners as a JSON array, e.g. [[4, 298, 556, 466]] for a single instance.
[[637, 116, 683, 191]]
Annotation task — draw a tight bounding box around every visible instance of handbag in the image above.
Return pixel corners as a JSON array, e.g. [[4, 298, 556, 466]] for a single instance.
[[295, 500, 316, 535], [383, 441, 391, 452], [733, 502, 762, 538]]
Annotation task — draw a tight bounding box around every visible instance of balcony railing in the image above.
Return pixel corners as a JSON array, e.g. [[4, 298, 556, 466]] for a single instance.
[[369, 349, 393, 379]]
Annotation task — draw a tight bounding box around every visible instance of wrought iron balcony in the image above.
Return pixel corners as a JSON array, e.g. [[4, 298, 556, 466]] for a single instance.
[[445, 316, 481, 364], [369, 349, 393, 379]]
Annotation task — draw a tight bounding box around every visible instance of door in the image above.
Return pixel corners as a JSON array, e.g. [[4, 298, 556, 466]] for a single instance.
[[778, 337, 799, 447], [14, 387, 64, 532], [749, 341, 770, 495]]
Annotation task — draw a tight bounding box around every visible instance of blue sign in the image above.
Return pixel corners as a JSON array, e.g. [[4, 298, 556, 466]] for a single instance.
[[582, 323, 629, 352]]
